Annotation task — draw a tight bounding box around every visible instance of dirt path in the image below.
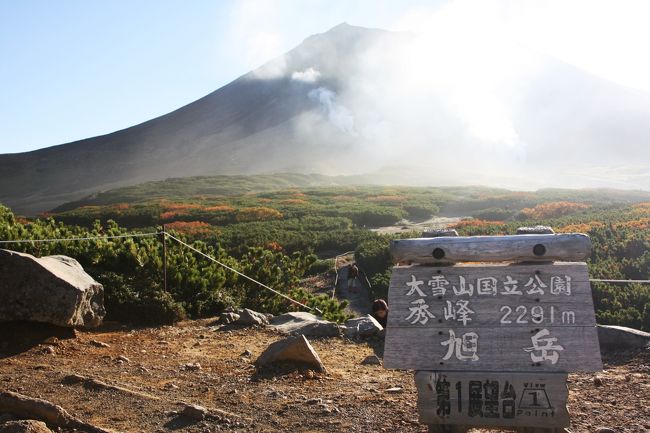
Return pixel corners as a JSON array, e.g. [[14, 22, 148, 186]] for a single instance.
[[335, 264, 371, 317]]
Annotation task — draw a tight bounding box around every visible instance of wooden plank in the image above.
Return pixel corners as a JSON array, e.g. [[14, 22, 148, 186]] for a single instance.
[[387, 263, 596, 328], [415, 371, 569, 428], [384, 325, 602, 371], [390, 234, 591, 264]]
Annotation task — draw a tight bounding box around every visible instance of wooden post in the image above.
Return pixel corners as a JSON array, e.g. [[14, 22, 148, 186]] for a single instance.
[[160, 225, 167, 292], [383, 229, 600, 433]]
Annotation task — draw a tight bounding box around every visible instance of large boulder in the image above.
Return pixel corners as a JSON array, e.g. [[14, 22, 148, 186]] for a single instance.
[[269, 312, 341, 337], [255, 335, 326, 372], [344, 315, 383, 338], [597, 324, 650, 349], [0, 249, 105, 327]]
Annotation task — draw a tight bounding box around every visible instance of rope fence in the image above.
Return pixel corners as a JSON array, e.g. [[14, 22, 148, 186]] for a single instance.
[[164, 233, 321, 314], [0, 232, 159, 244], [1, 232, 649, 314]]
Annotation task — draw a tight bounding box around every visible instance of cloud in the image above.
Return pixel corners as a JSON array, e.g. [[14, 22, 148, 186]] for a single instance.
[[291, 67, 321, 83]]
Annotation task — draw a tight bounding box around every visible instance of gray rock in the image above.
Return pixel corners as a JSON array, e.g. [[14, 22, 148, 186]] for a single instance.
[[422, 229, 459, 238], [181, 404, 207, 421], [237, 309, 269, 326], [255, 335, 326, 372], [344, 315, 383, 338], [219, 312, 240, 324], [597, 324, 650, 349], [269, 312, 341, 337], [361, 355, 382, 365], [516, 226, 555, 235], [0, 420, 54, 433], [0, 249, 105, 327]]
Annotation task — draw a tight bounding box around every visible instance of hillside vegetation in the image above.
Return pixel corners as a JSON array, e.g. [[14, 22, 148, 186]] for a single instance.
[[2, 179, 649, 330]]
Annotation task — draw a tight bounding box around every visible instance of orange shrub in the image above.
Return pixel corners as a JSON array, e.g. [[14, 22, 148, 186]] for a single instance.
[[162, 202, 202, 211], [204, 205, 236, 213], [279, 199, 307, 205], [520, 202, 590, 219], [236, 207, 283, 222], [160, 210, 189, 220], [557, 222, 604, 233], [165, 221, 214, 235], [265, 242, 284, 252], [112, 203, 130, 210], [616, 218, 650, 230]]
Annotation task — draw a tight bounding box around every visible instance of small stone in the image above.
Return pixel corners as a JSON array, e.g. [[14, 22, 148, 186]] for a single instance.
[[240, 349, 253, 357], [385, 387, 403, 393], [184, 362, 202, 371], [595, 428, 616, 433], [306, 398, 322, 405], [593, 375, 603, 387], [361, 355, 382, 365], [165, 383, 179, 390], [90, 340, 110, 348], [181, 404, 207, 420], [0, 420, 54, 433], [42, 346, 55, 354], [624, 374, 632, 382], [193, 342, 202, 347], [117, 355, 130, 363], [43, 337, 58, 344]]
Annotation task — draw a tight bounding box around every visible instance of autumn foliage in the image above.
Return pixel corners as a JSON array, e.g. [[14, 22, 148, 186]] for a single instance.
[[519, 201, 590, 219], [236, 207, 283, 222], [165, 221, 214, 235]]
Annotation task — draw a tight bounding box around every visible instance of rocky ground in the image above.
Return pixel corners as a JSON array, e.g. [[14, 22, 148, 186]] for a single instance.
[[0, 319, 648, 433]]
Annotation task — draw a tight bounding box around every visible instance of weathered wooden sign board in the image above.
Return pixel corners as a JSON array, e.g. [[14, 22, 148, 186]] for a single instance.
[[415, 371, 569, 427], [384, 262, 602, 372]]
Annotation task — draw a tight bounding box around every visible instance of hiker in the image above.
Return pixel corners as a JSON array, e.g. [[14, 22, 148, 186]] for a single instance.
[[347, 263, 359, 292], [372, 298, 389, 328]]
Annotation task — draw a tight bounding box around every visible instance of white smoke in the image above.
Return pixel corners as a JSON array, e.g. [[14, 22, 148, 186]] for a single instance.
[[291, 67, 321, 83], [308, 87, 356, 134]]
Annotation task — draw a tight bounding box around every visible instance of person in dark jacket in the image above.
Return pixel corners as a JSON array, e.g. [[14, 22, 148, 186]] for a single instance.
[[347, 263, 359, 292], [371, 298, 389, 328]]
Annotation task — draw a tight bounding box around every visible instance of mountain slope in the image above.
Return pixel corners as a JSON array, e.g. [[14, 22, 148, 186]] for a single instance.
[[0, 24, 385, 215], [1, 23, 649, 215]]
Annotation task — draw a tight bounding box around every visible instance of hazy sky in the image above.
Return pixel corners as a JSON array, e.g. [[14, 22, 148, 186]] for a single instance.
[[1, 0, 649, 154]]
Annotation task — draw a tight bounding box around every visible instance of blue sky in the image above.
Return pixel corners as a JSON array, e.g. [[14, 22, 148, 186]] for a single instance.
[[1, 0, 648, 154]]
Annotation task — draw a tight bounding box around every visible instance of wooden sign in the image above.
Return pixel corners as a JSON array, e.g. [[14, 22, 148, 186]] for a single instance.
[[391, 233, 591, 264], [383, 262, 602, 371], [415, 371, 569, 427]]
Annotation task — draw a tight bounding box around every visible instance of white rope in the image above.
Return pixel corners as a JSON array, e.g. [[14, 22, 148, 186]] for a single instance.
[[165, 233, 322, 314], [0, 232, 159, 244], [590, 279, 650, 284]]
